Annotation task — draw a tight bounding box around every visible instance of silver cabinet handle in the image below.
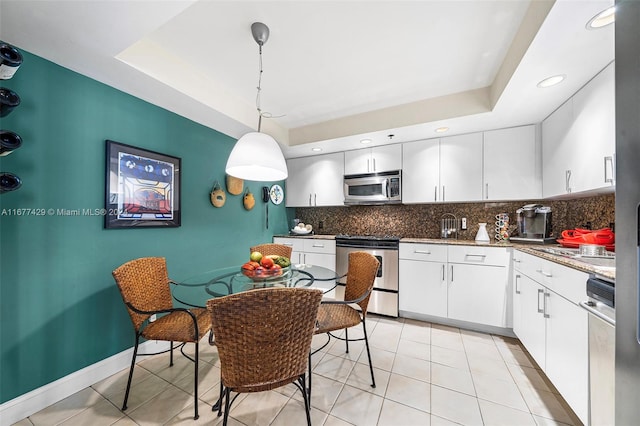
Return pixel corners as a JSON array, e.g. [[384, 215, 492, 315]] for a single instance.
[[543, 291, 550, 318], [466, 254, 487, 258], [434, 186, 438, 202], [308, 194, 312, 206], [314, 193, 317, 206], [513, 258, 521, 263], [372, 158, 376, 172], [282, 243, 293, 246], [312, 243, 324, 248], [537, 288, 544, 313], [565, 169, 572, 193], [442, 185, 446, 201], [367, 158, 370, 173], [442, 264, 445, 281], [414, 249, 431, 255], [515, 274, 521, 294], [485, 183, 489, 200], [604, 156, 614, 184], [535, 268, 552, 278], [450, 265, 454, 282]]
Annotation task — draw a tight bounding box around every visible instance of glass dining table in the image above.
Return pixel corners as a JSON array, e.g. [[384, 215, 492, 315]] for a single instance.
[[172, 264, 342, 308]]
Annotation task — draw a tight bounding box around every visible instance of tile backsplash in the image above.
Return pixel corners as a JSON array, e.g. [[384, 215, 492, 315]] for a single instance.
[[294, 193, 615, 242]]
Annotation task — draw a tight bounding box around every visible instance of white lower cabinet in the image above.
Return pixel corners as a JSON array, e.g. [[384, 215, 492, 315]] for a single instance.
[[513, 250, 588, 425], [399, 243, 511, 329]]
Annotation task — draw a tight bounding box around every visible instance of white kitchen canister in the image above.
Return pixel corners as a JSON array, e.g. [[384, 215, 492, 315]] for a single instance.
[[475, 223, 490, 244]]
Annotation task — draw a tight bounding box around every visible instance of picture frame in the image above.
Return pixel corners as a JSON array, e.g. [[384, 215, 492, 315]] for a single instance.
[[105, 140, 181, 229]]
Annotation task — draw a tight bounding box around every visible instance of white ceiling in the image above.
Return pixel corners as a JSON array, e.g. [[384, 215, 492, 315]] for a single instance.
[[0, 0, 614, 159]]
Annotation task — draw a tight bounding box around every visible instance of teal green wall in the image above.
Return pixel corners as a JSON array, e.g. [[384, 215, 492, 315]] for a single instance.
[[0, 50, 291, 403]]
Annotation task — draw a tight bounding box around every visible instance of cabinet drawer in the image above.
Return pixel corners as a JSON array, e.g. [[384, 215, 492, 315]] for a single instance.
[[513, 250, 543, 279], [273, 237, 304, 253], [544, 258, 589, 305], [303, 238, 336, 254], [448, 245, 510, 267], [399, 243, 447, 262]]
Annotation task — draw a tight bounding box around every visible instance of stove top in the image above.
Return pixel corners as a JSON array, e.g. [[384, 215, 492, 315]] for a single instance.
[[335, 234, 401, 241]]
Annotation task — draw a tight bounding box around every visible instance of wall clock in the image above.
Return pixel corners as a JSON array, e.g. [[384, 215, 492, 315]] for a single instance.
[[269, 184, 284, 205]]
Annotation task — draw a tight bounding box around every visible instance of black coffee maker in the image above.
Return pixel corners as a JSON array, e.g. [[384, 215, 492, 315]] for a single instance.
[[510, 204, 555, 244]]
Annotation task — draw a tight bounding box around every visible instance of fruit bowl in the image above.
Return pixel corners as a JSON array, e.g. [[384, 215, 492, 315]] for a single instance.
[[291, 227, 312, 235], [241, 266, 289, 282]]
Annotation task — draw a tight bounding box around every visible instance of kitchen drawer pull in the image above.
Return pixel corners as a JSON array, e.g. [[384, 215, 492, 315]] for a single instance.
[[282, 243, 293, 246], [513, 258, 521, 263], [515, 274, 521, 294], [308, 194, 312, 206], [543, 292, 550, 318], [465, 254, 486, 258], [373, 158, 376, 171], [312, 243, 324, 248], [604, 156, 614, 184], [442, 185, 446, 201], [537, 288, 544, 313], [442, 264, 445, 281], [367, 159, 370, 173], [314, 193, 317, 205], [450, 265, 454, 282], [414, 249, 431, 255], [565, 169, 572, 193], [485, 183, 489, 200], [434, 186, 438, 202], [541, 271, 552, 278]]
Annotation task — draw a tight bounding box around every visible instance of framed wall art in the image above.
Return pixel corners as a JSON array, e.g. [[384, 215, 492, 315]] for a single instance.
[[104, 140, 181, 229]]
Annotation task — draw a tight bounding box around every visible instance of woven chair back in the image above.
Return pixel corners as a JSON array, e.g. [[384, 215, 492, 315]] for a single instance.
[[345, 251, 380, 315], [249, 243, 293, 259], [112, 257, 173, 332], [207, 287, 322, 392]]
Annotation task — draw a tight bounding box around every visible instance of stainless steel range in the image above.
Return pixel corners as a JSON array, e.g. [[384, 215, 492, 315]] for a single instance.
[[335, 235, 399, 317]]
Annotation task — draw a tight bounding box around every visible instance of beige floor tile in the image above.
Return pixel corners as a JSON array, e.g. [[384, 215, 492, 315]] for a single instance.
[[57, 397, 125, 426], [326, 335, 365, 362], [430, 385, 483, 426], [461, 329, 496, 345], [431, 344, 469, 370], [323, 414, 356, 426], [368, 323, 402, 351], [385, 373, 430, 413], [377, 399, 431, 426], [226, 390, 290, 426], [295, 374, 344, 413], [478, 399, 537, 426], [91, 364, 153, 400], [111, 416, 139, 425], [472, 371, 529, 412], [127, 384, 193, 425], [357, 345, 395, 372], [507, 363, 557, 394], [467, 353, 513, 383], [430, 414, 461, 426], [401, 321, 431, 345], [11, 419, 34, 426], [29, 387, 105, 426], [491, 335, 523, 352], [391, 353, 431, 383], [171, 360, 220, 397], [140, 353, 196, 384], [105, 373, 171, 413], [531, 414, 573, 426], [345, 363, 389, 397], [330, 384, 384, 426], [431, 327, 465, 352], [313, 353, 357, 383], [463, 340, 503, 360], [519, 386, 578, 426], [396, 338, 430, 361], [498, 345, 536, 368], [430, 362, 475, 396], [270, 397, 328, 426], [155, 399, 215, 425]]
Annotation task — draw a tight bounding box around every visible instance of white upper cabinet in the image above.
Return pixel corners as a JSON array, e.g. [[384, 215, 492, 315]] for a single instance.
[[402, 138, 440, 203], [285, 152, 345, 207], [483, 125, 541, 200], [402, 133, 482, 203], [439, 133, 483, 202], [543, 62, 615, 197], [344, 144, 402, 175]]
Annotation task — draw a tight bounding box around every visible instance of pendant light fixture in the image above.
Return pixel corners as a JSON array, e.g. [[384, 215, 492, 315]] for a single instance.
[[225, 22, 288, 181]]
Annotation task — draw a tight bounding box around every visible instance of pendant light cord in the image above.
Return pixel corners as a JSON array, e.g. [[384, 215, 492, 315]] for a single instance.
[[256, 44, 263, 132]]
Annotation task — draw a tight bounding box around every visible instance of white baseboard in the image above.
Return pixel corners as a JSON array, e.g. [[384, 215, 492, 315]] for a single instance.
[[0, 340, 170, 425]]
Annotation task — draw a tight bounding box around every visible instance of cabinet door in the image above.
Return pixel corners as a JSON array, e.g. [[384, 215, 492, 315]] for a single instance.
[[440, 133, 483, 202], [483, 125, 541, 200], [447, 263, 509, 328], [344, 148, 372, 175], [545, 290, 588, 424], [285, 156, 315, 207], [371, 144, 402, 173], [571, 63, 615, 193], [516, 275, 546, 370], [399, 259, 447, 317], [402, 139, 440, 203], [542, 100, 574, 198], [310, 152, 345, 206], [303, 252, 335, 270]]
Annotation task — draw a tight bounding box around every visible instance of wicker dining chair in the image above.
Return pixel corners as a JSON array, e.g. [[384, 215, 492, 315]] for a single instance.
[[207, 287, 323, 426], [249, 243, 293, 259], [309, 251, 380, 397], [112, 257, 211, 420]]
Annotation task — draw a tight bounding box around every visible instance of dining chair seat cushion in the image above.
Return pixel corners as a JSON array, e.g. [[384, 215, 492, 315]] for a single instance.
[[316, 304, 362, 334], [141, 308, 210, 342]]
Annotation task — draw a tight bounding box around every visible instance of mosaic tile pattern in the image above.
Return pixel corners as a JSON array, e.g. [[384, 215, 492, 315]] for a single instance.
[[294, 193, 615, 243]]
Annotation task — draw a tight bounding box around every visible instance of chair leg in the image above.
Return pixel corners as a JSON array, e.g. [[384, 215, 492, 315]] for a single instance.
[[222, 386, 231, 426], [122, 335, 140, 411], [193, 341, 199, 420], [345, 328, 349, 353], [308, 352, 312, 400], [214, 381, 223, 416], [169, 340, 174, 366], [299, 374, 312, 426], [362, 319, 376, 388]]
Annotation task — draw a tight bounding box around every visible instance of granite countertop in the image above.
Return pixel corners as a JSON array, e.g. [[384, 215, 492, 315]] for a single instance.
[[513, 245, 615, 281], [400, 237, 513, 247], [274, 234, 336, 240]]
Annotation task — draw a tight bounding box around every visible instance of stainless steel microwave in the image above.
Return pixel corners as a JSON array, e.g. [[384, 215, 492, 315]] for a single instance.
[[344, 170, 402, 205]]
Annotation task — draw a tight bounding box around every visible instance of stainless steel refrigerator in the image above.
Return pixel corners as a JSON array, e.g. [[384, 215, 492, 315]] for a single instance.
[[614, 0, 640, 423]]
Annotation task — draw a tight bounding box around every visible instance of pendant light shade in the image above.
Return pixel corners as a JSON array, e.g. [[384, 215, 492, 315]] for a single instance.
[[226, 132, 288, 181], [225, 22, 288, 182]]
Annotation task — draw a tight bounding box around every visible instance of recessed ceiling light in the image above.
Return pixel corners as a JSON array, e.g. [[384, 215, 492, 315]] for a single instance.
[[435, 127, 449, 133], [311, 147, 322, 152], [537, 75, 565, 88], [587, 6, 615, 29], [360, 139, 372, 144]]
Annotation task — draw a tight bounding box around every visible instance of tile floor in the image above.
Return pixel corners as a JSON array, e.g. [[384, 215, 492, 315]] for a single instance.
[[13, 316, 582, 426]]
